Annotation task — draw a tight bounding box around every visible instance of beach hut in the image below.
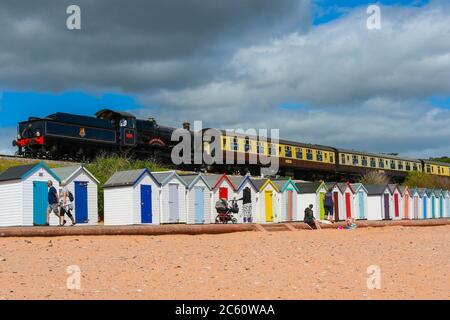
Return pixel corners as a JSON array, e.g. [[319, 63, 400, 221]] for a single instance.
[[351, 183, 368, 220], [0, 162, 61, 226], [410, 188, 422, 220], [203, 173, 237, 222], [417, 189, 429, 219], [325, 182, 344, 221], [228, 175, 258, 223], [445, 190, 450, 218], [388, 184, 402, 220], [399, 186, 412, 220], [152, 171, 188, 224], [295, 182, 328, 221], [272, 179, 300, 222], [432, 189, 444, 219], [337, 182, 356, 220], [365, 184, 392, 221], [103, 169, 161, 225], [52, 165, 99, 225], [253, 179, 281, 223], [179, 173, 213, 224]]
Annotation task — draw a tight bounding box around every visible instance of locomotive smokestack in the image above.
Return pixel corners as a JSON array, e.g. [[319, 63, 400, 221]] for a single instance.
[[183, 122, 190, 130]]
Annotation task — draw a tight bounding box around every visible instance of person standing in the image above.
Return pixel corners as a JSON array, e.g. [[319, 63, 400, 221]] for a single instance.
[[239, 187, 252, 223], [324, 189, 334, 221], [46, 180, 59, 226], [59, 180, 76, 226]]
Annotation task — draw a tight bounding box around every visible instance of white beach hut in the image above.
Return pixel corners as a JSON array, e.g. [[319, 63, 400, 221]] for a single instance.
[[295, 182, 328, 221], [365, 184, 393, 221], [228, 175, 259, 223], [253, 179, 281, 223], [52, 165, 99, 225], [0, 162, 60, 226], [388, 184, 402, 220], [152, 171, 188, 224], [417, 188, 430, 219], [203, 173, 237, 223], [272, 179, 300, 222], [179, 173, 213, 224], [351, 183, 368, 220], [410, 188, 422, 220], [399, 186, 412, 220], [103, 168, 161, 225]]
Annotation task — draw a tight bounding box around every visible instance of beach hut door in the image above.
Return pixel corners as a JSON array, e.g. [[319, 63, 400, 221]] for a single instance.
[[358, 192, 365, 219], [319, 193, 325, 220], [286, 190, 293, 222], [345, 192, 352, 219], [33, 181, 48, 226], [169, 184, 179, 223], [333, 192, 339, 221], [194, 187, 204, 224], [75, 181, 88, 224], [265, 191, 273, 222], [414, 197, 418, 219], [439, 196, 443, 218], [423, 197, 427, 219], [219, 187, 228, 200], [140, 184, 152, 224], [383, 194, 390, 220], [394, 193, 399, 218], [431, 196, 435, 218]]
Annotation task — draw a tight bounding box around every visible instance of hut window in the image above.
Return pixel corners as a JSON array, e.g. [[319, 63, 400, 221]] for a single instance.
[[341, 154, 346, 164], [361, 157, 368, 166], [232, 137, 239, 151], [390, 160, 396, 170], [296, 147, 303, 159], [244, 138, 251, 152], [316, 150, 323, 161], [285, 146, 292, 158], [352, 155, 359, 165], [398, 162, 404, 170], [370, 157, 376, 168], [378, 159, 384, 168], [306, 149, 313, 160], [406, 162, 411, 171]]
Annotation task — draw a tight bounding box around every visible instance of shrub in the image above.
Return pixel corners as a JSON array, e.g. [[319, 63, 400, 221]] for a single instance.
[[359, 171, 390, 185], [403, 171, 450, 190]]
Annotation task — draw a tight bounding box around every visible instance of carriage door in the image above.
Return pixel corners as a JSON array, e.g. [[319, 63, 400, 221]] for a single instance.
[[169, 184, 179, 223], [119, 118, 136, 147], [33, 181, 48, 226], [333, 192, 340, 221], [75, 181, 88, 224], [383, 194, 390, 220]]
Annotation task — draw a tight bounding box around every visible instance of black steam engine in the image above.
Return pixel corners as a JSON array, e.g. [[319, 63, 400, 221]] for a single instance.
[[12, 109, 181, 161]]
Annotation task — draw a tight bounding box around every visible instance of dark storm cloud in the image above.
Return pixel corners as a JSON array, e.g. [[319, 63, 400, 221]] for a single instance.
[[0, 0, 311, 92]]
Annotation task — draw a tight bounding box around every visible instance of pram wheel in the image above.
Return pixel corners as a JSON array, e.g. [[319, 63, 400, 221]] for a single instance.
[[232, 217, 237, 224]]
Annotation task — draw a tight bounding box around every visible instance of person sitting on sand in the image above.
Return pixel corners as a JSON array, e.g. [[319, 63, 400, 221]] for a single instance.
[[345, 217, 357, 230], [304, 204, 321, 230]]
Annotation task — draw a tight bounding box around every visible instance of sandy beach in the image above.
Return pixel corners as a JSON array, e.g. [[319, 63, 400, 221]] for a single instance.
[[0, 225, 448, 300]]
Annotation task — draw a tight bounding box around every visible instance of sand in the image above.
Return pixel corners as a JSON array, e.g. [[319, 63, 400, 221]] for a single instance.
[[0, 225, 448, 300]]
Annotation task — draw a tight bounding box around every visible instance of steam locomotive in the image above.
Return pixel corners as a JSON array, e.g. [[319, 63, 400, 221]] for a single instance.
[[12, 109, 183, 161]]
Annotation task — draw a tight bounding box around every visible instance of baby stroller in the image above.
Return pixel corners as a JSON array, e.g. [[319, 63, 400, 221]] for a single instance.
[[215, 199, 238, 224]]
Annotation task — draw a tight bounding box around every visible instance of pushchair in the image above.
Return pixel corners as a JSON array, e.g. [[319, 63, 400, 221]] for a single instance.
[[215, 199, 238, 224]]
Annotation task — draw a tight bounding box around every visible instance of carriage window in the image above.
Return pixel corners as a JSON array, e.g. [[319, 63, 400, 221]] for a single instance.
[[257, 142, 264, 154], [398, 162, 404, 170], [352, 155, 359, 165], [341, 154, 346, 164], [426, 165, 431, 173], [413, 163, 418, 171], [390, 160, 396, 170], [370, 157, 376, 168], [316, 150, 323, 161], [406, 162, 411, 171], [268, 143, 276, 156], [296, 147, 303, 159], [361, 157, 368, 166], [329, 153, 334, 163], [222, 138, 227, 149], [244, 138, 251, 152], [232, 137, 239, 151], [306, 149, 313, 160], [285, 146, 292, 158], [378, 159, 384, 168]]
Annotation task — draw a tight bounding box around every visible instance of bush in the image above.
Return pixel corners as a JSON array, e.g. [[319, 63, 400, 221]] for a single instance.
[[403, 171, 450, 190], [359, 171, 390, 185], [86, 155, 167, 221]]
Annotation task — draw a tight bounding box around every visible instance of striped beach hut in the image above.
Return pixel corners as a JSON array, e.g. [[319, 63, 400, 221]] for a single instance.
[[0, 162, 60, 226], [337, 182, 355, 221], [399, 186, 412, 220], [53, 165, 99, 225], [228, 175, 258, 223], [409, 188, 422, 220], [272, 179, 300, 222], [253, 179, 281, 223], [103, 168, 161, 225], [179, 173, 213, 224], [295, 182, 328, 221], [351, 183, 368, 220], [325, 182, 344, 221], [365, 184, 392, 221], [417, 188, 429, 219], [152, 171, 188, 224], [204, 173, 237, 223], [388, 184, 402, 220]]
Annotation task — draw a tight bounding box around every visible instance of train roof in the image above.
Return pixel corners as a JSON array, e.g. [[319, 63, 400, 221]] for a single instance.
[[420, 159, 450, 167], [336, 148, 421, 162]]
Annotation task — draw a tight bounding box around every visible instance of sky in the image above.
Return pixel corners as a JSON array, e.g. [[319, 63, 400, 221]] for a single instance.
[[0, 0, 449, 158]]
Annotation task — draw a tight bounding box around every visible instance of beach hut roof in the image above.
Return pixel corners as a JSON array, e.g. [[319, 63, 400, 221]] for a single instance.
[[416, 188, 428, 197], [104, 168, 159, 188], [272, 179, 300, 193], [388, 184, 401, 194], [52, 165, 99, 184], [202, 173, 236, 190], [178, 173, 213, 190], [230, 175, 258, 192], [364, 184, 390, 195], [0, 162, 60, 182], [251, 178, 268, 191], [351, 183, 368, 194], [151, 170, 188, 187], [296, 182, 324, 194]]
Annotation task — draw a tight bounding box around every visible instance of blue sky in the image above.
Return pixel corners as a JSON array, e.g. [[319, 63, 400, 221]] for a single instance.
[[0, 0, 449, 157]]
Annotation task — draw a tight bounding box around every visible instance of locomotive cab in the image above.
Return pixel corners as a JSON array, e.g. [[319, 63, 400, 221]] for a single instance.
[[96, 109, 137, 148]]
